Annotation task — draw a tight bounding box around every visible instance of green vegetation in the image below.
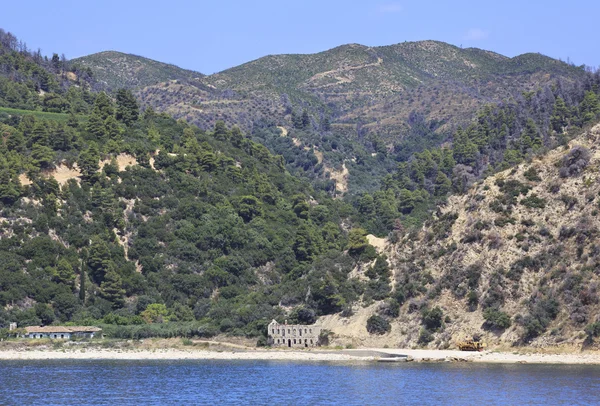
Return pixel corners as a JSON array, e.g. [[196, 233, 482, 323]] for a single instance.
[[366, 315, 391, 335], [71, 51, 204, 91], [0, 31, 381, 338], [2, 28, 600, 348]]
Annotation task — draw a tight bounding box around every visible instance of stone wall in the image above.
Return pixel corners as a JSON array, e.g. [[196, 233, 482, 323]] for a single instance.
[[268, 320, 321, 348]]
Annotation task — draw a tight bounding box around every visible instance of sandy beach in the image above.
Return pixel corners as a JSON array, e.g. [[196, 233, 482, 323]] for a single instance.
[[2, 345, 600, 364]]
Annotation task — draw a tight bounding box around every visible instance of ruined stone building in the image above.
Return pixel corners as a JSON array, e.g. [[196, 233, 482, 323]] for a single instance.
[[268, 319, 321, 348]]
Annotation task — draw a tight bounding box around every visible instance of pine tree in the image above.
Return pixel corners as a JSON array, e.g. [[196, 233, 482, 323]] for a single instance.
[[434, 171, 452, 196], [52, 258, 76, 286], [104, 115, 121, 140], [30, 121, 49, 147], [30, 143, 55, 169], [0, 159, 20, 204], [301, 109, 310, 129], [213, 120, 229, 140], [78, 144, 100, 182], [92, 92, 114, 120], [230, 126, 244, 147], [452, 128, 478, 166], [551, 97, 570, 133], [87, 235, 111, 283], [580, 91, 600, 124], [115, 89, 139, 125], [79, 256, 86, 303], [521, 119, 542, 152], [86, 112, 107, 139], [99, 262, 125, 309]]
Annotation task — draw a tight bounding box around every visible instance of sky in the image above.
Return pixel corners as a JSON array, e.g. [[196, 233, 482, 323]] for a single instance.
[[2, 0, 599, 74]]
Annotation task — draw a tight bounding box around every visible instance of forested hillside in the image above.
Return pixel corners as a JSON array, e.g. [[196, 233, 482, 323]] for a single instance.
[[76, 39, 594, 211], [0, 30, 379, 339], [2, 28, 600, 348]]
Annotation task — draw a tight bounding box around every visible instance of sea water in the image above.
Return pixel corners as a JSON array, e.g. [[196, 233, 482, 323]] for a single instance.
[[1, 360, 599, 405]]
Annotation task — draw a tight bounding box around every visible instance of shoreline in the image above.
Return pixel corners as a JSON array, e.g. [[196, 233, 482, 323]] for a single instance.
[[2, 347, 600, 364]]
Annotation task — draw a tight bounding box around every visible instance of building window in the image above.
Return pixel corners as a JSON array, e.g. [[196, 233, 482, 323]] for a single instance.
[[277, 329, 280, 334], [288, 329, 290, 334], [293, 339, 296, 344], [310, 340, 313, 344], [61, 334, 64, 339], [299, 329, 302, 336], [272, 329, 274, 334], [309, 329, 312, 333]]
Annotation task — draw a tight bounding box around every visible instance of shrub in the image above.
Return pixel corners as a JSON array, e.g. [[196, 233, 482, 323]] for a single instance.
[[417, 328, 434, 345], [560, 146, 591, 177], [585, 322, 600, 339], [378, 299, 400, 318], [467, 290, 479, 311], [521, 193, 546, 209], [289, 306, 317, 325], [494, 215, 516, 227], [524, 167, 541, 182], [559, 194, 578, 210], [461, 230, 483, 244], [507, 256, 540, 281], [366, 315, 391, 335], [483, 308, 512, 330], [547, 181, 561, 194], [421, 307, 444, 331]]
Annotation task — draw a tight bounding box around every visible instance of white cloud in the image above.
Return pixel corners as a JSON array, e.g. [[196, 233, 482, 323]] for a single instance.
[[464, 28, 489, 41], [377, 3, 403, 13]]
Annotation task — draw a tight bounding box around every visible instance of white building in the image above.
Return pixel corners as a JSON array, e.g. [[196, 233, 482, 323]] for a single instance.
[[24, 326, 102, 340]]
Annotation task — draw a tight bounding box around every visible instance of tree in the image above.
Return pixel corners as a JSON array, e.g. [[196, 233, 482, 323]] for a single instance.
[[237, 196, 262, 222], [551, 97, 570, 133], [141, 303, 171, 323], [301, 109, 310, 129], [92, 92, 114, 120], [88, 235, 110, 283], [115, 89, 139, 125], [99, 263, 125, 309], [30, 144, 55, 169], [104, 115, 121, 141], [421, 307, 444, 331], [0, 161, 20, 204], [85, 111, 107, 139], [521, 119, 542, 152], [79, 255, 87, 303], [452, 128, 478, 166], [30, 121, 49, 147], [34, 303, 55, 325], [230, 126, 244, 147], [293, 222, 323, 261], [78, 143, 100, 182], [434, 171, 451, 196], [347, 228, 369, 256], [366, 315, 391, 334], [51, 53, 61, 73], [213, 121, 229, 140], [580, 91, 600, 124], [52, 258, 76, 286]]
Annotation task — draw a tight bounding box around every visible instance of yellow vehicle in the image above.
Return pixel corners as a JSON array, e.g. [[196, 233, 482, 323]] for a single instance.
[[457, 338, 486, 351]]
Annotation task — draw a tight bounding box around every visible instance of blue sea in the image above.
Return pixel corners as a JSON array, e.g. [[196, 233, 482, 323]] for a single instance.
[[1, 360, 599, 405]]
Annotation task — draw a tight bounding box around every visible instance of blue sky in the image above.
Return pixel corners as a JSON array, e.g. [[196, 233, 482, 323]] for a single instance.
[[3, 0, 598, 74]]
